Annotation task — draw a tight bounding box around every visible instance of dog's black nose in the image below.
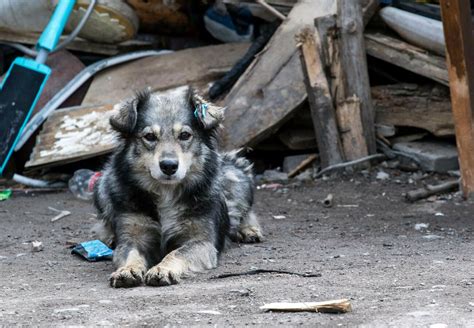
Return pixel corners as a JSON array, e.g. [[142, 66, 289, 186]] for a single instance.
[[160, 159, 179, 176]]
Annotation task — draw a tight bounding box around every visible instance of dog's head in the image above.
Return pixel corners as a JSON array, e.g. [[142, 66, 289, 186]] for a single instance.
[[110, 87, 224, 186]]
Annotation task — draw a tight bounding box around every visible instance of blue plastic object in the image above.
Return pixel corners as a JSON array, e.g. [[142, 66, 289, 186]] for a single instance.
[[72, 240, 113, 261], [37, 0, 76, 52]]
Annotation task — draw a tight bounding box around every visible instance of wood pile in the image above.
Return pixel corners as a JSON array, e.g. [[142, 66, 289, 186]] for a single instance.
[[5, 0, 471, 195]]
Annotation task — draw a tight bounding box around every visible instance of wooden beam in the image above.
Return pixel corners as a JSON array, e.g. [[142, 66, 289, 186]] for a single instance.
[[297, 28, 344, 168], [372, 83, 454, 137], [221, 0, 336, 150], [337, 96, 368, 161], [81, 43, 250, 106], [440, 0, 474, 197], [365, 32, 449, 86], [338, 0, 376, 154]]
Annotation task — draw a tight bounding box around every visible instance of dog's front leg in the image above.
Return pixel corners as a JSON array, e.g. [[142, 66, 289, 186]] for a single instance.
[[145, 240, 218, 286], [109, 214, 161, 288]]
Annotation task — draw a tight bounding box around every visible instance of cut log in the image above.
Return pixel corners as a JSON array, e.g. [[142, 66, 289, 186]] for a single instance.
[[221, 0, 337, 150], [260, 299, 352, 313], [297, 27, 344, 167], [81, 43, 250, 106], [338, 0, 376, 154], [336, 96, 368, 160], [372, 83, 454, 136], [365, 32, 449, 86]]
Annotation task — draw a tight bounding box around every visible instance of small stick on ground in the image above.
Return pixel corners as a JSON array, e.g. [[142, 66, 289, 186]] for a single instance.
[[49, 208, 72, 222], [211, 269, 321, 279], [406, 179, 460, 202], [288, 154, 318, 178], [260, 299, 352, 313]]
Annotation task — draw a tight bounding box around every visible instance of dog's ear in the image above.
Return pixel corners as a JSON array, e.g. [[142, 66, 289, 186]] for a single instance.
[[189, 88, 225, 130], [110, 90, 150, 135]]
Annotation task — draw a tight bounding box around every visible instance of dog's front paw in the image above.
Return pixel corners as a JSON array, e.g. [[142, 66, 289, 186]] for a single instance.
[[145, 265, 181, 287], [238, 225, 263, 243], [109, 266, 144, 288]]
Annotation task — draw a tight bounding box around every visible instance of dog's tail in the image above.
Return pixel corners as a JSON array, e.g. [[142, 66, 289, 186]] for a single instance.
[[221, 148, 253, 178]]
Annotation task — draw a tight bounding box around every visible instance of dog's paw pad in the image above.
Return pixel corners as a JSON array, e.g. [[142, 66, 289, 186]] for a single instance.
[[145, 266, 180, 287], [239, 225, 263, 243], [109, 266, 144, 288]]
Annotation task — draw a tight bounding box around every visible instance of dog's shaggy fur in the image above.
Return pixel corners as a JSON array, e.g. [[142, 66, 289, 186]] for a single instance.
[[94, 87, 262, 288]]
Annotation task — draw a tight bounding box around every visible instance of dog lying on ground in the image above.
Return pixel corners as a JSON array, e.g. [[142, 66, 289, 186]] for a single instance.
[[93, 87, 262, 288]]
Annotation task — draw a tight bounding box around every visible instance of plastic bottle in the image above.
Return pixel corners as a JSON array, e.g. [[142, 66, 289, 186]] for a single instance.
[[68, 169, 101, 201]]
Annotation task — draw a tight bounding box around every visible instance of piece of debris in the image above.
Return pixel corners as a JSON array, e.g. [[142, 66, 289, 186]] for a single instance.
[[294, 169, 313, 182], [322, 193, 334, 208], [260, 299, 352, 313], [376, 124, 397, 137], [195, 310, 221, 315], [49, 207, 72, 222], [422, 234, 444, 241], [284, 154, 318, 178], [0, 189, 12, 201], [31, 241, 44, 252], [406, 179, 459, 202], [262, 170, 289, 183], [211, 269, 321, 279], [71, 240, 113, 262], [414, 223, 429, 231], [393, 141, 459, 173], [257, 183, 284, 190], [376, 171, 390, 181]]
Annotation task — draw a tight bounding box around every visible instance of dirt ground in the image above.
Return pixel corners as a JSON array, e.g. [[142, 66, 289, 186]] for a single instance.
[[1, 168, 473, 327]]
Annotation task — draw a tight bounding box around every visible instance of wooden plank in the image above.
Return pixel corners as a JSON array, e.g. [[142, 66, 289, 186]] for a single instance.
[[298, 27, 344, 167], [25, 104, 118, 169], [82, 43, 249, 106], [365, 32, 449, 86], [336, 96, 368, 161], [260, 299, 352, 313], [0, 30, 154, 56], [338, 0, 376, 154], [221, 0, 336, 150], [372, 84, 454, 136], [440, 0, 474, 197]]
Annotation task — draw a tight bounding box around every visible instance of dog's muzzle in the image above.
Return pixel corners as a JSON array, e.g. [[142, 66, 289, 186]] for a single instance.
[[159, 159, 179, 176]]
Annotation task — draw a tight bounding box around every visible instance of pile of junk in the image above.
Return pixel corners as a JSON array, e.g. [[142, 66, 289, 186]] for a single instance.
[[0, 0, 467, 201]]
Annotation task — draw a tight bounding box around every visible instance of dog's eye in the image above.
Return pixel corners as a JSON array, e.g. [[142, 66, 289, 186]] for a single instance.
[[143, 133, 157, 142], [178, 132, 192, 141]]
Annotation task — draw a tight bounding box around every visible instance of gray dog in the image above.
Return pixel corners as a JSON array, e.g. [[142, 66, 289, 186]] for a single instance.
[[93, 87, 262, 288]]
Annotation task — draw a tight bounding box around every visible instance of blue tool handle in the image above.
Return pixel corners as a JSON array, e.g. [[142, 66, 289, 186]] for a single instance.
[[37, 0, 76, 52]]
